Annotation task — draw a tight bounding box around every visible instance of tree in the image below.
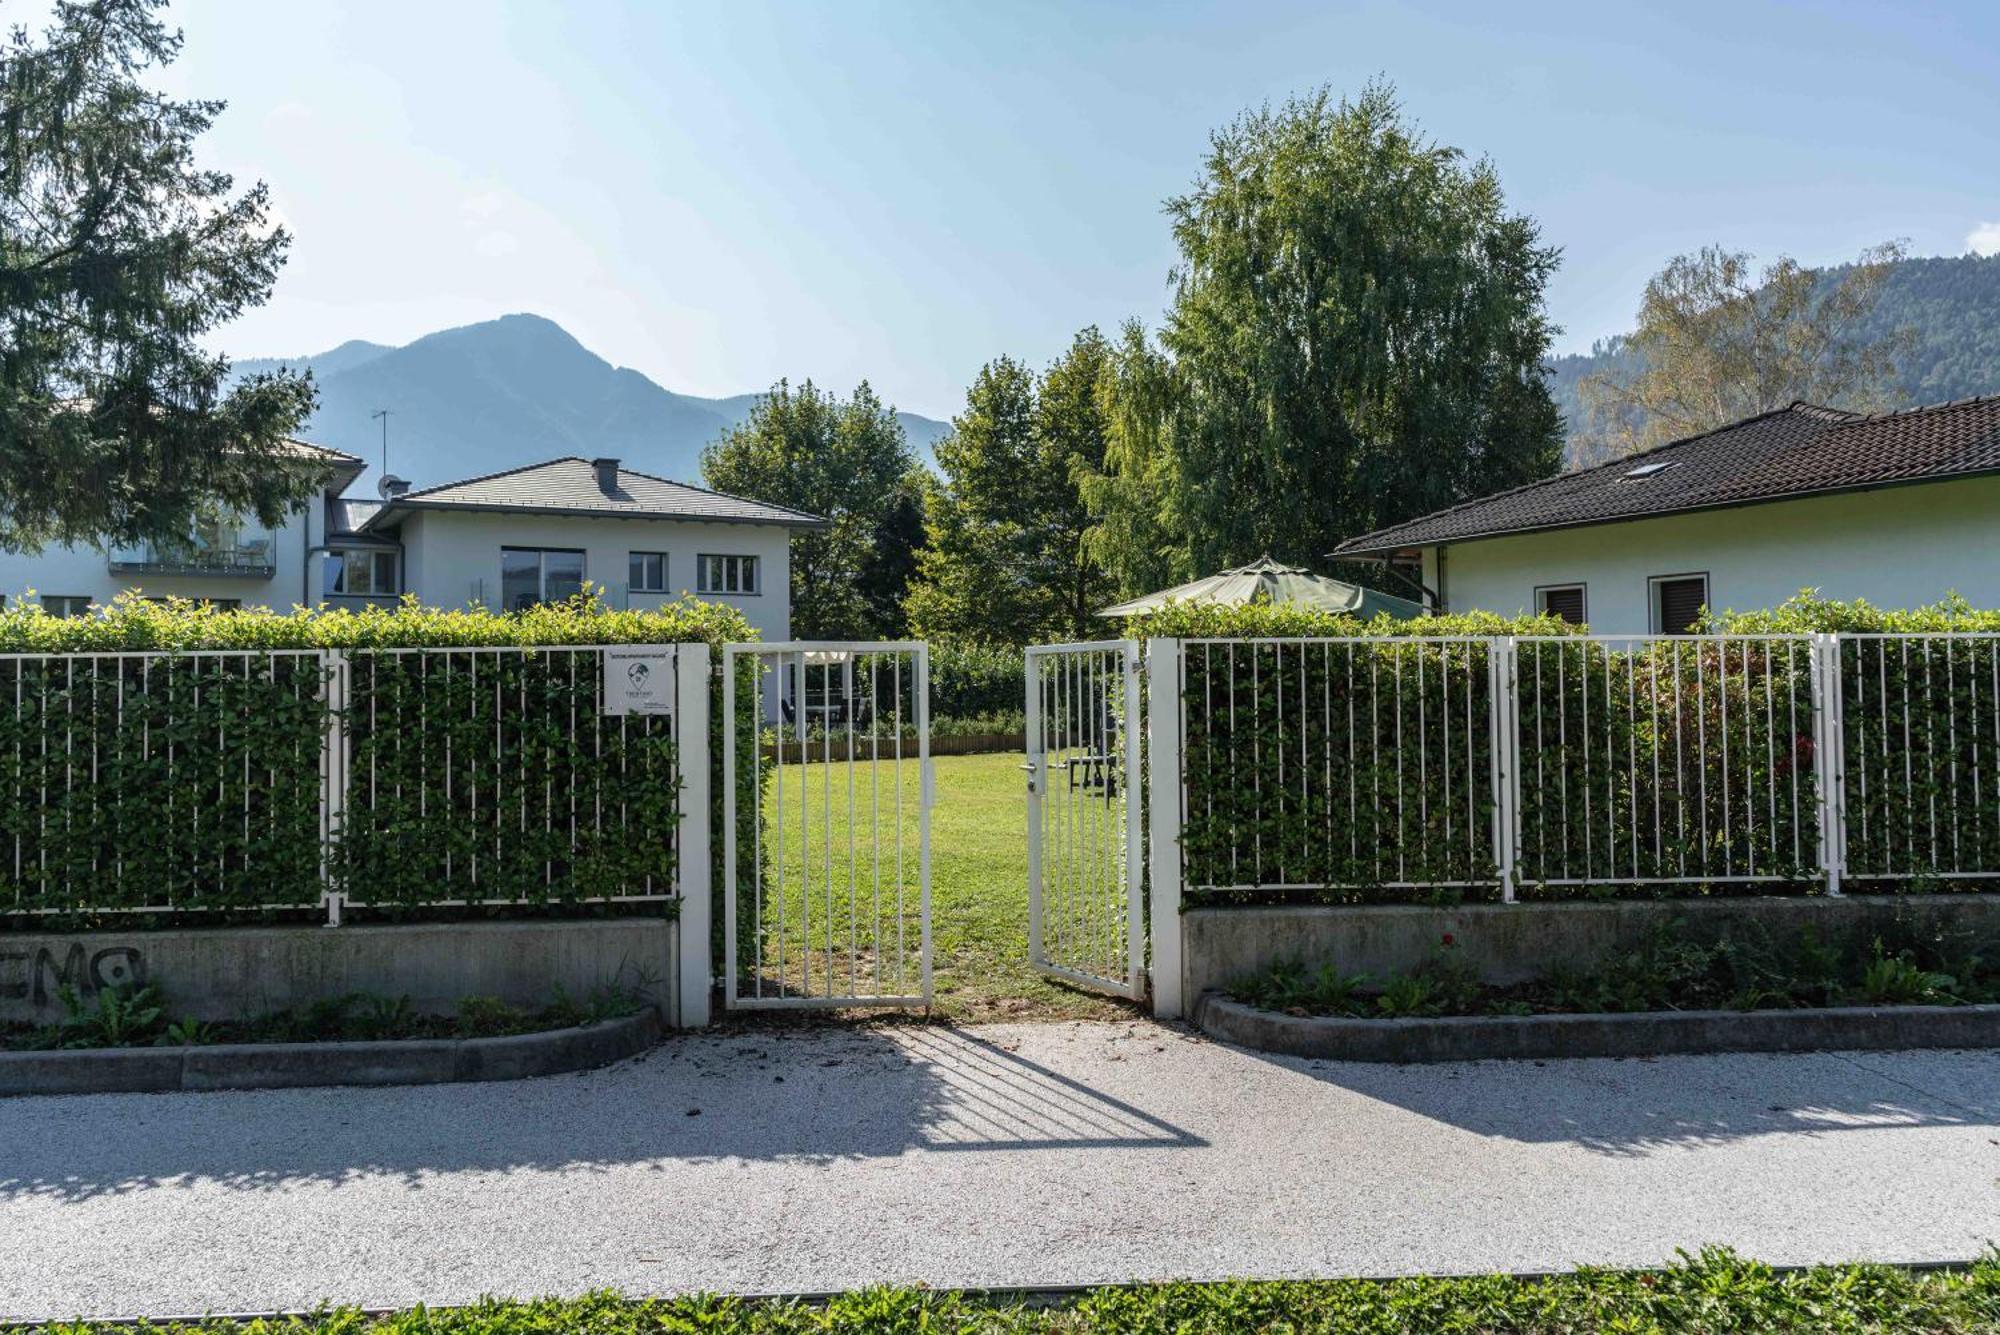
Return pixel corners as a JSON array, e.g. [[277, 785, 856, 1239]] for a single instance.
[[1089, 81, 1563, 587], [700, 379, 913, 638], [1577, 242, 1915, 458], [0, 0, 318, 553], [904, 329, 1119, 644], [854, 468, 926, 636]]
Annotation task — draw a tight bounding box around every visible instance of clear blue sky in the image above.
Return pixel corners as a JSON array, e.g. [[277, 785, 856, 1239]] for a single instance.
[[142, 0, 2000, 420]]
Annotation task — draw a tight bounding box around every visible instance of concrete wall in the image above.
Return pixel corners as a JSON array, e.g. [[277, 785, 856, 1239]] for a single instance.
[[1182, 895, 2000, 1001], [0, 919, 684, 1025], [1433, 475, 2000, 632], [0, 503, 322, 613], [397, 510, 793, 641]]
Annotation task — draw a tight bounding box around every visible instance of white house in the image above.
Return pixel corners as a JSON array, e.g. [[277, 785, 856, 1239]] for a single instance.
[[0, 448, 824, 641], [1333, 396, 2000, 633]]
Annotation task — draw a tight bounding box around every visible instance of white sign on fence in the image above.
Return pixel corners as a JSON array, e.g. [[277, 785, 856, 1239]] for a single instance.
[[602, 645, 676, 717]]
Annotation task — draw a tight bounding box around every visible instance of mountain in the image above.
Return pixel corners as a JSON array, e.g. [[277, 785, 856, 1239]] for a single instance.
[[233, 314, 953, 492], [1546, 251, 2000, 462]]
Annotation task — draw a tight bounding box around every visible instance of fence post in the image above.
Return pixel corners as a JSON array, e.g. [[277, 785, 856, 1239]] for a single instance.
[[1489, 637, 1518, 904], [675, 642, 713, 1027], [1146, 637, 1184, 1020], [321, 649, 349, 927], [1812, 632, 1846, 897]]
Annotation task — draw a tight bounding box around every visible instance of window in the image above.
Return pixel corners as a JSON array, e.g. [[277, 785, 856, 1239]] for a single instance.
[[697, 553, 759, 595], [1650, 573, 1709, 634], [325, 550, 399, 597], [500, 547, 585, 611], [41, 595, 91, 618], [1535, 583, 1587, 625], [629, 551, 668, 593]]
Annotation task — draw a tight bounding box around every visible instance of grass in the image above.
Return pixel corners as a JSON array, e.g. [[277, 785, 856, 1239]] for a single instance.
[[736, 750, 1135, 1024], [1, 986, 644, 1051], [1230, 918, 2000, 1021], [34, 1249, 2000, 1331]]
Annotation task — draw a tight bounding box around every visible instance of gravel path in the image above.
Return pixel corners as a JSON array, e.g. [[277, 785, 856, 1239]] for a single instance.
[[1, 1020, 1995, 1320]]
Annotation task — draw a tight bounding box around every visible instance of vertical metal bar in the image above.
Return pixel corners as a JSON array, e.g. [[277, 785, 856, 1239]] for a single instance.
[[1026, 650, 1044, 971], [1147, 638, 1184, 1018], [915, 644, 933, 1005], [675, 644, 712, 1026], [1124, 639, 1145, 994], [723, 647, 740, 1008], [844, 654, 857, 996]]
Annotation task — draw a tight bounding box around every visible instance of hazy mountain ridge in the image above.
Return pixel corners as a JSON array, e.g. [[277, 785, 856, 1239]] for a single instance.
[[1546, 252, 2000, 462], [234, 314, 951, 492]]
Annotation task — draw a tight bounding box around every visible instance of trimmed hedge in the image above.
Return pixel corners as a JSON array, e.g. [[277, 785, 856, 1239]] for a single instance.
[[0, 594, 753, 918], [929, 641, 1025, 721]]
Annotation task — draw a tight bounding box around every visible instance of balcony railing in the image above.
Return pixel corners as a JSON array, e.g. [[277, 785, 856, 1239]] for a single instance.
[[108, 535, 277, 579]]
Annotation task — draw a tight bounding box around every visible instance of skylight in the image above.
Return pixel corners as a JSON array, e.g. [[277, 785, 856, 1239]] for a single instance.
[[1622, 461, 1678, 479]]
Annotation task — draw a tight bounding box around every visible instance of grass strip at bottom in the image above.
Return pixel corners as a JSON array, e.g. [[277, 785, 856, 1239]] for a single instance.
[[33, 1246, 2000, 1333]]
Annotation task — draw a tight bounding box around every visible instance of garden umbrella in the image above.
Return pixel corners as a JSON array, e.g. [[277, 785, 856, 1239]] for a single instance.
[[1095, 556, 1424, 620]]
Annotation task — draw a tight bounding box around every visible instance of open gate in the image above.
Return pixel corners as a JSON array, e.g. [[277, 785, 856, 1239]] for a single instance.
[[1025, 640, 1145, 999], [721, 642, 933, 1009]]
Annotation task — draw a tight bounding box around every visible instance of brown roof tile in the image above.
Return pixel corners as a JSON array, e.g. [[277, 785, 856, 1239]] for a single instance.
[[1334, 396, 2000, 555]]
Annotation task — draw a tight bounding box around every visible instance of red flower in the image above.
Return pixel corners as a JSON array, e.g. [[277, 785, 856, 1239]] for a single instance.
[[1441, 933, 1456, 947]]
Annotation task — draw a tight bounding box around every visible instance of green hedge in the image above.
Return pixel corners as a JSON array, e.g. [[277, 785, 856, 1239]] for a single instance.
[[0, 594, 752, 919], [928, 641, 1024, 721]]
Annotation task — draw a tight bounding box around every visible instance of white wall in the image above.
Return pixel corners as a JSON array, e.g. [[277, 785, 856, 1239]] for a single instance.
[[0, 504, 321, 613], [396, 510, 794, 641], [1438, 475, 2000, 632]]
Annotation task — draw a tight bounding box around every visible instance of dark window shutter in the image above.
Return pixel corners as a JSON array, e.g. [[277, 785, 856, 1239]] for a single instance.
[[1657, 577, 1707, 633], [1540, 586, 1585, 625]]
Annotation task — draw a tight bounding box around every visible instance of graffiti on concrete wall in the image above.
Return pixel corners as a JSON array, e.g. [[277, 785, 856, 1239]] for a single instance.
[[0, 943, 147, 1007]]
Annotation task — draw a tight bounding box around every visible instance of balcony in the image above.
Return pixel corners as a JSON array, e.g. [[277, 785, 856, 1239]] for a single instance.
[[109, 529, 278, 579]]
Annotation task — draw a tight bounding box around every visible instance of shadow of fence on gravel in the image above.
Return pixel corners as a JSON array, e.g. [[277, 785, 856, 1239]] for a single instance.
[[0, 1025, 1202, 1202], [1235, 1044, 2000, 1158]]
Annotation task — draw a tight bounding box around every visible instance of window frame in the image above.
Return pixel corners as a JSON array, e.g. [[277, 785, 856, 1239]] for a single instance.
[[1533, 582, 1588, 626], [499, 546, 587, 611], [40, 594, 92, 619], [628, 550, 669, 594], [696, 553, 761, 596], [1648, 571, 1711, 634], [325, 548, 400, 598]]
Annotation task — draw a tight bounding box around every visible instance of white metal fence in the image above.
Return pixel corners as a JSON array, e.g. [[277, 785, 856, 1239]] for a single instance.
[[1025, 641, 1144, 999], [0, 644, 713, 931], [1153, 631, 2000, 906], [721, 642, 933, 1009]]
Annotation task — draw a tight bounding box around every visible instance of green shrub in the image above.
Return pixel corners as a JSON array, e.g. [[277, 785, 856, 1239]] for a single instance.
[[0, 592, 752, 918], [928, 641, 1024, 721]]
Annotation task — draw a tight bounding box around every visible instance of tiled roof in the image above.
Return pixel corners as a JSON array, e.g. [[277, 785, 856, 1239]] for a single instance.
[[1334, 396, 2000, 555], [282, 438, 366, 467], [360, 457, 827, 530]]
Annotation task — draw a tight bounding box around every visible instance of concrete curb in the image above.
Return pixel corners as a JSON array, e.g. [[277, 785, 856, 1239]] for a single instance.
[[1192, 992, 2000, 1063], [0, 1008, 661, 1097]]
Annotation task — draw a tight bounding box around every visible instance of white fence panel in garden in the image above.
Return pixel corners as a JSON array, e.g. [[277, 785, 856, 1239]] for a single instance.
[[1025, 640, 1145, 999], [721, 642, 933, 1009]]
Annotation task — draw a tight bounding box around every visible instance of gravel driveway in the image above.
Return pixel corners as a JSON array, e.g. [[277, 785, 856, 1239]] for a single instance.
[[1, 1020, 1995, 1320]]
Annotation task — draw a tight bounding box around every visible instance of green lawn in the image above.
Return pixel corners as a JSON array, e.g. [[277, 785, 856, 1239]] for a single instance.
[[738, 750, 1136, 1023]]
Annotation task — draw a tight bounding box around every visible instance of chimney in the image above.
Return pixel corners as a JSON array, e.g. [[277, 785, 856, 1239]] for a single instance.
[[377, 474, 411, 500], [592, 457, 621, 494]]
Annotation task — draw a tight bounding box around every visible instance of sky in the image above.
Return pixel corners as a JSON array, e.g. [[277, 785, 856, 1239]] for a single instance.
[[117, 0, 2000, 420]]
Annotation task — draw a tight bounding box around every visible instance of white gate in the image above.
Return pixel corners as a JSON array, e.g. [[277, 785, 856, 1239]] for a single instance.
[[721, 642, 933, 1009], [1026, 640, 1145, 999]]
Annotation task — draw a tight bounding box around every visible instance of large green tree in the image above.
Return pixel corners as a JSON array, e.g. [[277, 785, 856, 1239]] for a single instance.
[[905, 329, 1118, 644], [0, 0, 318, 553], [1091, 81, 1563, 588], [1577, 242, 1913, 460], [700, 379, 913, 638]]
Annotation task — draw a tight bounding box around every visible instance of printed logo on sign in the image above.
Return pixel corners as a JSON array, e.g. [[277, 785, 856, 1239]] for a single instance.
[[603, 646, 675, 717]]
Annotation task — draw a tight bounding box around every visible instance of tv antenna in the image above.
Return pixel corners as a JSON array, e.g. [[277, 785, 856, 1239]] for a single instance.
[[370, 408, 391, 474]]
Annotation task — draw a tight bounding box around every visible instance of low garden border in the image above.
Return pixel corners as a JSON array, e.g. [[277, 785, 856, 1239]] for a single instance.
[[0, 1007, 659, 1096], [1193, 992, 2000, 1063]]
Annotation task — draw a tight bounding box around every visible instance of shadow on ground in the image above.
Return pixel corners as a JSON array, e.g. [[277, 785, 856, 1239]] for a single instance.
[[0, 1025, 1202, 1202], [1228, 1039, 2000, 1157]]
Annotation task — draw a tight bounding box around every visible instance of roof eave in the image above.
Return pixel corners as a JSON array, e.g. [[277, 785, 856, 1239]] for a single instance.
[[359, 498, 830, 534], [1333, 466, 2000, 557]]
